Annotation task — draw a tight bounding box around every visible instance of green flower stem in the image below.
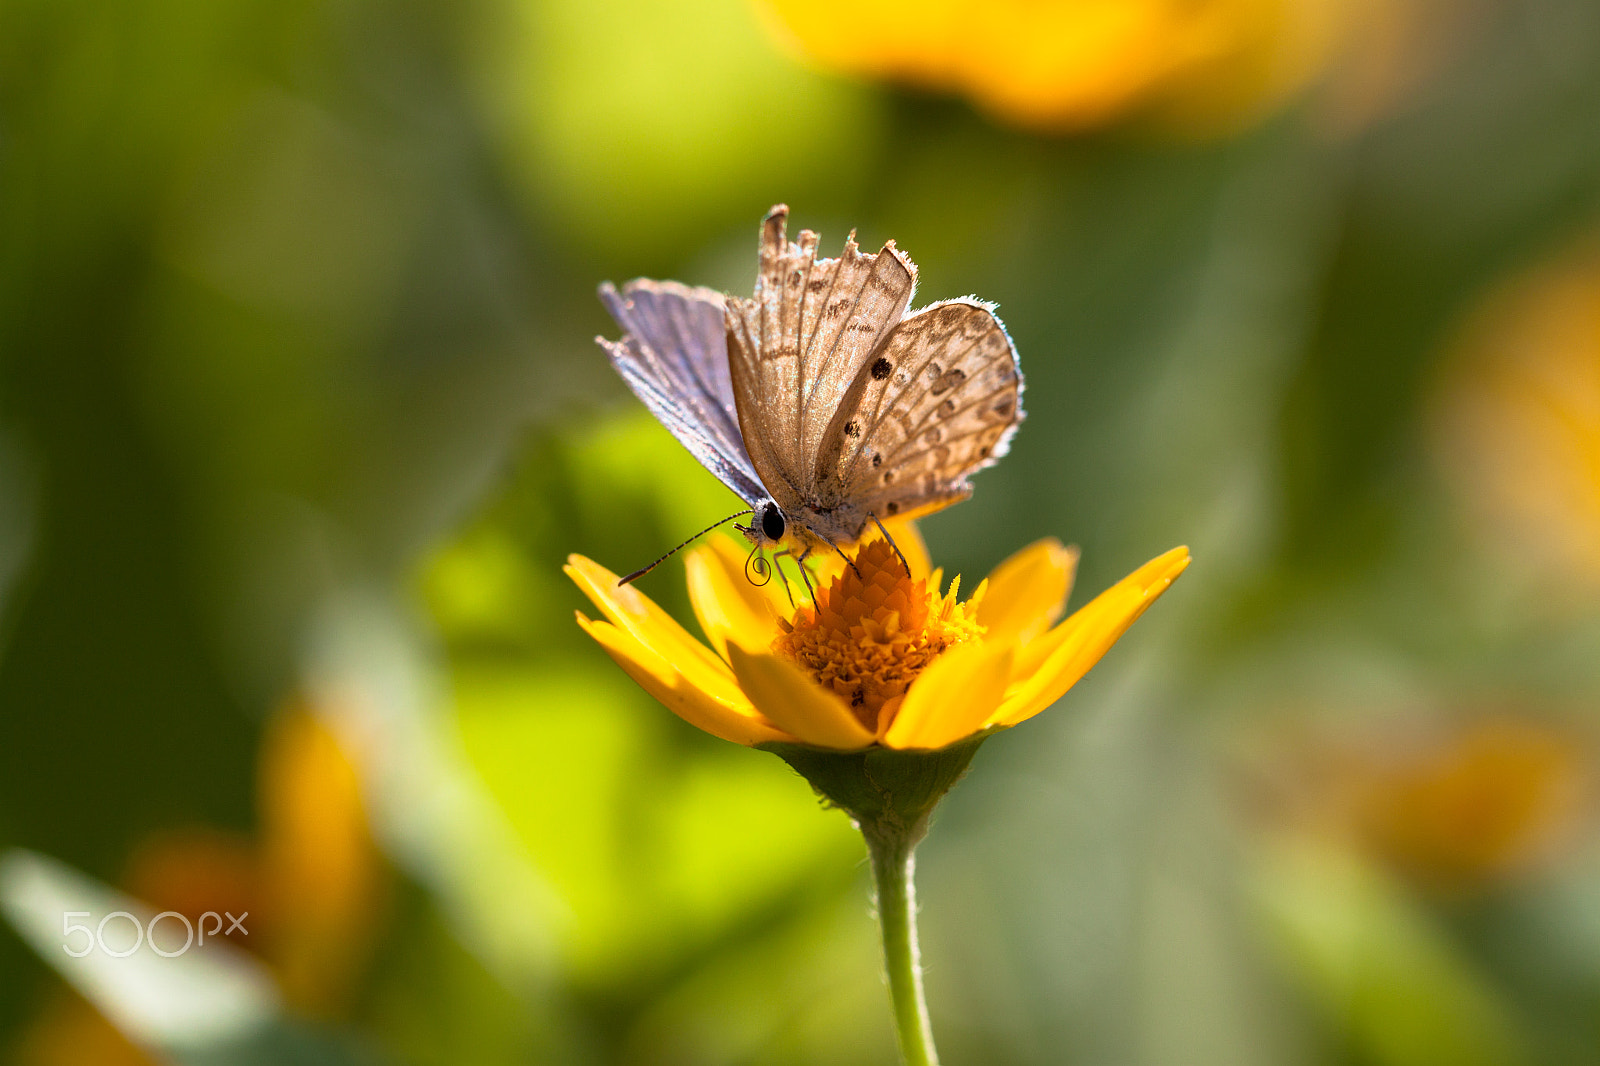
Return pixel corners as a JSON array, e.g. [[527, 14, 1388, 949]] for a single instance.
[[762, 738, 987, 1065], [866, 828, 939, 1066]]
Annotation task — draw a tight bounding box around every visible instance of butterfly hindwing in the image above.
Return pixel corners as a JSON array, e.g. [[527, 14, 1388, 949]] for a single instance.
[[822, 298, 1023, 520], [725, 206, 916, 503], [597, 280, 767, 504]]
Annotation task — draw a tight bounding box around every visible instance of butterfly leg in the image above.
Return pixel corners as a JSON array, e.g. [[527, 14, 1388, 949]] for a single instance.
[[773, 548, 818, 608], [869, 513, 912, 577], [765, 550, 798, 610], [794, 548, 819, 606], [829, 540, 862, 579]]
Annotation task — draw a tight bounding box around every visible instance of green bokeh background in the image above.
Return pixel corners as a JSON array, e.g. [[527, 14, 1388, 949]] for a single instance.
[[4, 0, 1600, 1063]]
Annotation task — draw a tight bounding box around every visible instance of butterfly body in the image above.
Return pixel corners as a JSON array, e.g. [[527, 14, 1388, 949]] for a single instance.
[[598, 205, 1023, 567]]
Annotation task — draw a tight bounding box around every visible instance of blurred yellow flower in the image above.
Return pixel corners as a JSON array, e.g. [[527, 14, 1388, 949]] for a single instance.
[[13, 701, 384, 1063], [566, 524, 1187, 752], [256, 701, 385, 1014], [756, 0, 1388, 133], [1433, 244, 1600, 592], [1354, 716, 1591, 893], [1245, 712, 1593, 897]]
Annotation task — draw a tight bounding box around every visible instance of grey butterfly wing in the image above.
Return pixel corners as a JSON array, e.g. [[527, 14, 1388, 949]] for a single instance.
[[724, 205, 916, 504], [597, 279, 766, 504], [818, 297, 1024, 519]]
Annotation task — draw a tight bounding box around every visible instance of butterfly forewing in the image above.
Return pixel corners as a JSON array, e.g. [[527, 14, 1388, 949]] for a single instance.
[[726, 206, 915, 502], [822, 298, 1023, 519], [598, 280, 766, 504]]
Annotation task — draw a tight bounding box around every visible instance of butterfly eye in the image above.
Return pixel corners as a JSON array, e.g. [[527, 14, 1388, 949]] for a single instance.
[[761, 503, 786, 542]]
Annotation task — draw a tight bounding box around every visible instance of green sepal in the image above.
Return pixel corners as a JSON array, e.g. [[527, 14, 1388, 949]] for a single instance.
[[757, 731, 996, 846]]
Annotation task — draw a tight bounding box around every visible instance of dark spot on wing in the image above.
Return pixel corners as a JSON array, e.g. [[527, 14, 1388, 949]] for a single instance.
[[871, 357, 893, 380], [992, 398, 1015, 418], [871, 453, 882, 467], [930, 368, 966, 396], [845, 420, 860, 438], [885, 501, 900, 515]]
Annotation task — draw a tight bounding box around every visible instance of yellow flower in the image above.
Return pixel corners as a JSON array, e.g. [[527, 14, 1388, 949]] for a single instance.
[[756, 0, 1391, 134], [566, 523, 1188, 752]]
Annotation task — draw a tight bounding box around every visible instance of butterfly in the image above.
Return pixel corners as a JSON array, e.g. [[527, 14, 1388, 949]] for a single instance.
[[597, 204, 1024, 582]]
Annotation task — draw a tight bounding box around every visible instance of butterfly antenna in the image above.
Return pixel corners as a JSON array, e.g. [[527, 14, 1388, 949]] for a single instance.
[[618, 509, 755, 586], [869, 514, 912, 576]]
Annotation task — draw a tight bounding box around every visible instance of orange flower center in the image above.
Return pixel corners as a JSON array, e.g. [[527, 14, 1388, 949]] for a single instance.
[[774, 539, 985, 733]]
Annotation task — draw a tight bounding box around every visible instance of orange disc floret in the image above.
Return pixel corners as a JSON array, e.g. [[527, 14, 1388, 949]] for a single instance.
[[774, 539, 986, 734]]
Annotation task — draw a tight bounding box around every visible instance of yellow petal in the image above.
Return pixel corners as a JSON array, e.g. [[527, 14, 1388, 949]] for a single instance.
[[883, 640, 1015, 750], [577, 613, 796, 746], [684, 539, 783, 661], [991, 546, 1190, 728], [725, 643, 875, 750], [565, 554, 742, 705], [976, 538, 1079, 645]]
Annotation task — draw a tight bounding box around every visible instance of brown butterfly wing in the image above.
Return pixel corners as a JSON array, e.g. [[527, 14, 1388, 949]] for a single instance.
[[725, 205, 916, 503], [818, 298, 1024, 521]]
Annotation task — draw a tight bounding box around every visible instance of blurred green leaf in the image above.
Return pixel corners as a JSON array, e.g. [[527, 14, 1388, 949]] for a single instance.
[[472, 0, 885, 262], [1255, 841, 1527, 1066], [453, 662, 859, 984]]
